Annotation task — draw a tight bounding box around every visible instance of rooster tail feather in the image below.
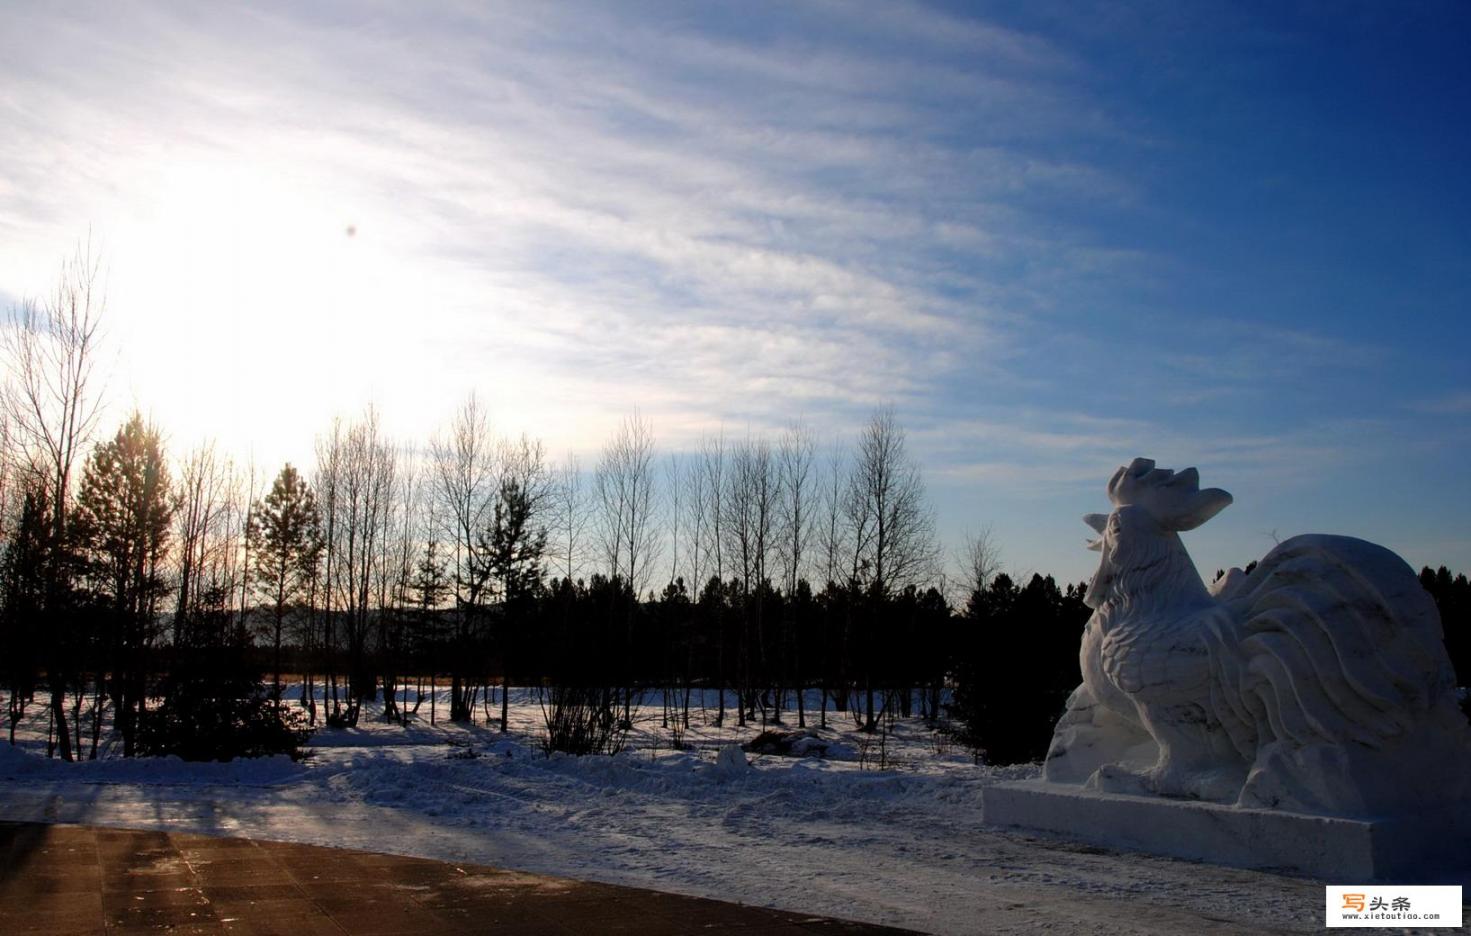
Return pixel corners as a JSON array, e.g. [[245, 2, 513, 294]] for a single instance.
[[1225, 535, 1451, 751]]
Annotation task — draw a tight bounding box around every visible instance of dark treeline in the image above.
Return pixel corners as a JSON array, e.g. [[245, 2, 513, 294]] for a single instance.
[[949, 572, 1090, 765], [1420, 566, 1471, 696]]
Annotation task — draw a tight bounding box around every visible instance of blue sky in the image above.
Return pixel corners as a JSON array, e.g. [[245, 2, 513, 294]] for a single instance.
[[1, 0, 1467, 584]]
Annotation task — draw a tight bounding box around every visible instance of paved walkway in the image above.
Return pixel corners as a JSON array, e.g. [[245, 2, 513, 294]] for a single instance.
[[0, 821, 918, 935]]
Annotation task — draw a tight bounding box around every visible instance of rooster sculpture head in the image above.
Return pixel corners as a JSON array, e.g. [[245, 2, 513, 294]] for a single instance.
[[1083, 458, 1233, 608]]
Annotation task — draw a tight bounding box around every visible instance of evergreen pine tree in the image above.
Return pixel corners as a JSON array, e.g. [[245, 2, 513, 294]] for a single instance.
[[247, 464, 322, 710], [73, 413, 174, 756]]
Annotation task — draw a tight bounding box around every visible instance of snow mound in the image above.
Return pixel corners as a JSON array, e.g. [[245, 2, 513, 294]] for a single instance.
[[712, 744, 749, 779]]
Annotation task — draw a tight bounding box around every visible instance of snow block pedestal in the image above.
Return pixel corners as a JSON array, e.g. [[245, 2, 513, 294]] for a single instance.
[[982, 780, 1471, 882]]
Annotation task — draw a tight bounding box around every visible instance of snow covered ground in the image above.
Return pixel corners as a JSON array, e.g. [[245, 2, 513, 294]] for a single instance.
[[0, 687, 1334, 934]]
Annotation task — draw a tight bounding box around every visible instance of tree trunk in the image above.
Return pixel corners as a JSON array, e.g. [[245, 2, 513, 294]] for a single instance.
[[49, 679, 72, 761]]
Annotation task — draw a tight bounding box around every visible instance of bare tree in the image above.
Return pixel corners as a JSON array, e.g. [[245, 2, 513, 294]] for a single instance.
[[664, 454, 683, 588], [814, 440, 849, 727], [312, 410, 396, 726], [175, 443, 240, 646], [313, 420, 344, 721], [659, 452, 693, 729], [498, 434, 553, 519], [681, 450, 708, 591], [776, 422, 815, 725], [817, 442, 849, 589], [958, 527, 1001, 602], [776, 423, 815, 594], [0, 413, 18, 736], [845, 407, 939, 730], [335, 409, 395, 725], [722, 433, 778, 725], [549, 454, 588, 582], [846, 407, 937, 598], [722, 435, 777, 595], [236, 459, 259, 634], [431, 394, 496, 601], [0, 411, 14, 545], [695, 432, 726, 586], [386, 459, 429, 725], [594, 412, 659, 722], [375, 445, 417, 723], [694, 431, 727, 722], [0, 242, 107, 761], [594, 412, 660, 595], [1, 243, 106, 543], [429, 394, 496, 721]]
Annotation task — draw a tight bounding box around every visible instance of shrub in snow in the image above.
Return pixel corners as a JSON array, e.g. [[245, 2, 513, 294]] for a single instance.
[[538, 685, 629, 756], [137, 627, 310, 762]]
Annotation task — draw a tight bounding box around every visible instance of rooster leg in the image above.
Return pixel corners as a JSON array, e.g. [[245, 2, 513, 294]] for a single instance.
[[1137, 704, 1246, 801], [1087, 704, 1245, 802]]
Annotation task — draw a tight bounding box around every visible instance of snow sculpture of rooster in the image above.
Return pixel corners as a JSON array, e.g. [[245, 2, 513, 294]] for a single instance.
[[1044, 458, 1471, 818]]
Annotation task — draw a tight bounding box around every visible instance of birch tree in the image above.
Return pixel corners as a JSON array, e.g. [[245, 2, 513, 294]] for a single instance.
[[549, 454, 588, 583], [0, 244, 106, 759], [595, 412, 659, 594], [429, 395, 495, 721], [777, 423, 815, 724], [845, 407, 938, 729]]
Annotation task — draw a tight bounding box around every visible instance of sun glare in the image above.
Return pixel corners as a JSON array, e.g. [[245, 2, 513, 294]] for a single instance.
[[102, 156, 407, 464]]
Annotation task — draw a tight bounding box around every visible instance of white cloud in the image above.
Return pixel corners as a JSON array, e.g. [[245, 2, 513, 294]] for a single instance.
[[3, 0, 1100, 467]]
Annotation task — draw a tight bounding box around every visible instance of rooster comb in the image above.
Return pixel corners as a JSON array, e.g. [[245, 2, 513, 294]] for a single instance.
[[1093, 457, 1233, 535]]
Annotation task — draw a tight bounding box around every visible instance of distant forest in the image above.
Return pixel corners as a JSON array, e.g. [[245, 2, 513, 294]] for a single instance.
[[3, 251, 1466, 763]]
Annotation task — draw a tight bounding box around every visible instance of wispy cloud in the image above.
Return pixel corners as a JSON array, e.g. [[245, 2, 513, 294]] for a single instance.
[[1410, 392, 1471, 415], [1, 0, 1117, 454]]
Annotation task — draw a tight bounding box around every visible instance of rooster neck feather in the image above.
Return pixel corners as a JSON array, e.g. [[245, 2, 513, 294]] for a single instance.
[[1092, 528, 1215, 631]]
